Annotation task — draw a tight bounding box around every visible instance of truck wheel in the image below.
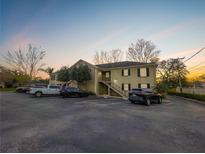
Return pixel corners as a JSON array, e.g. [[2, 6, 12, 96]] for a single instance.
[[146, 98, 151, 106], [35, 92, 42, 97]]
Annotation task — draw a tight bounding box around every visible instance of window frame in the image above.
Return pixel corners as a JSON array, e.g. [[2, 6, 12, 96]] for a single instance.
[[137, 67, 150, 77], [122, 68, 130, 76], [105, 72, 110, 78], [122, 83, 131, 91], [138, 83, 150, 89], [140, 68, 147, 77]]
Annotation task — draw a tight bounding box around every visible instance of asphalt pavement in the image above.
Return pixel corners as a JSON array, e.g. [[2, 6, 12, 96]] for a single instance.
[[0, 92, 205, 152]]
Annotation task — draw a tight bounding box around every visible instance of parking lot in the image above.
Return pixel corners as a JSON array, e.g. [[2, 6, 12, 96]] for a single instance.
[[0, 92, 205, 152]]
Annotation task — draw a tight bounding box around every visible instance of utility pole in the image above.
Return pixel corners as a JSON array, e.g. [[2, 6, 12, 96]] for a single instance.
[[179, 74, 182, 93], [176, 57, 185, 93]]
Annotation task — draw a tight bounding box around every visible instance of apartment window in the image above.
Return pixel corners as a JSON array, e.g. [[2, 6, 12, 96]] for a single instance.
[[137, 67, 149, 77], [141, 84, 148, 88], [147, 84, 150, 88], [122, 69, 130, 76], [105, 72, 110, 78], [122, 83, 131, 91], [140, 68, 146, 77], [138, 83, 150, 88]]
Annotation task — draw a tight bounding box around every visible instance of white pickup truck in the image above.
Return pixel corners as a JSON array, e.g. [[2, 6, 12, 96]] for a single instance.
[[29, 85, 61, 97]]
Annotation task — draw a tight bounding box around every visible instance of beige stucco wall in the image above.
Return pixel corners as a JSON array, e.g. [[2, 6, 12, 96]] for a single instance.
[[51, 59, 156, 96], [73, 60, 96, 93], [98, 83, 108, 95], [110, 65, 156, 90]]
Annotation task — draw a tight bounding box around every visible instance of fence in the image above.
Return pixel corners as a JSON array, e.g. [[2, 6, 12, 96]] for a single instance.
[[176, 87, 205, 95]]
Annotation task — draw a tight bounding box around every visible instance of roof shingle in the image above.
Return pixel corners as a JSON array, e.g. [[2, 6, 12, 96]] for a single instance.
[[95, 61, 154, 69]]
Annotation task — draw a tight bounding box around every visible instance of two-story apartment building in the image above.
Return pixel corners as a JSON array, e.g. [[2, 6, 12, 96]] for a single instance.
[[51, 59, 157, 98]]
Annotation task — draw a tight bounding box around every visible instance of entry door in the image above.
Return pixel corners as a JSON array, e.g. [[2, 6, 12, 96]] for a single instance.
[[104, 71, 111, 81]]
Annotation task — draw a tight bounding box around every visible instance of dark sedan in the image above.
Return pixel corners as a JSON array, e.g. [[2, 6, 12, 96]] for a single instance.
[[60, 87, 89, 97], [16, 86, 31, 93], [128, 88, 162, 106]]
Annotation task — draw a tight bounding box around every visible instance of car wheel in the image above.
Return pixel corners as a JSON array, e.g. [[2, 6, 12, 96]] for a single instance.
[[145, 98, 151, 106], [158, 97, 162, 104], [66, 93, 70, 97], [35, 92, 42, 97], [130, 100, 135, 104], [78, 93, 82, 97]]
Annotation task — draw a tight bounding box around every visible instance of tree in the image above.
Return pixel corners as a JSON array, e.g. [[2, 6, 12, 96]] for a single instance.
[[70, 64, 91, 87], [3, 44, 46, 78], [14, 72, 31, 86], [0, 65, 15, 87], [0, 65, 31, 87], [190, 74, 205, 88], [198, 74, 205, 82], [93, 49, 123, 64], [31, 77, 49, 84], [157, 58, 188, 88], [39, 67, 54, 80], [57, 66, 70, 82], [127, 39, 160, 63]]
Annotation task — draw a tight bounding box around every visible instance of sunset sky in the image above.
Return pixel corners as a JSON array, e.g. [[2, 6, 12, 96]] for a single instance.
[[0, 0, 205, 78]]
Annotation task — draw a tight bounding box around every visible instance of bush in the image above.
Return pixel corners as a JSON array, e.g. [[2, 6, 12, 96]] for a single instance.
[[0, 88, 16, 92], [154, 83, 169, 98], [168, 91, 205, 102]]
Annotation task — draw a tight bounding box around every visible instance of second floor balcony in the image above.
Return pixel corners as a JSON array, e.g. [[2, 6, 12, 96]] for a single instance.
[[98, 71, 111, 82]]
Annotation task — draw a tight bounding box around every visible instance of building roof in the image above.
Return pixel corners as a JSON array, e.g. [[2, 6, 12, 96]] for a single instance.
[[95, 61, 155, 69], [70, 59, 95, 69]]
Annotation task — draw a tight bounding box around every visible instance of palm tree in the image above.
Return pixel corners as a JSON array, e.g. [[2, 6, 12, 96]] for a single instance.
[[39, 67, 54, 80]]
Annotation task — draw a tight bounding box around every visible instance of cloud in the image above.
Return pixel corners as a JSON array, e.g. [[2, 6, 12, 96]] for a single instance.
[[161, 47, 203, 59], [148, 17, 205, 42], [82, 26, 130, 52], [0, 23, 39, 52]]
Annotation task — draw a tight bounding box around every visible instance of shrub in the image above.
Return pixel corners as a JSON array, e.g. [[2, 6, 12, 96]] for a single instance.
[[168, 91, 205, 102], [0, 88, 16, 92]]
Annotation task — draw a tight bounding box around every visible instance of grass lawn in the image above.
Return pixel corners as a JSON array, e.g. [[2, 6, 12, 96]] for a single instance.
[[0, 88, 16, 92], [168, 91, 205, 102]]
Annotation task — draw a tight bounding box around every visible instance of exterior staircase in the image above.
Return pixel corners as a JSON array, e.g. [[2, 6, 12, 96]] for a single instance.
[[99, 80, 127, 98]]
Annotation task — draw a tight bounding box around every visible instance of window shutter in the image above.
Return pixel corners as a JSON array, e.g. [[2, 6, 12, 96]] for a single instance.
[[122, 83, 124, 91], [146, 68, 149, 77], [128, 69, 130, 76], [128, 83, 131, 91], [138, 84, 141, 88], [147, 83, 150, 88], [137, 68, 140, 77], [122, 69, 124, 76]]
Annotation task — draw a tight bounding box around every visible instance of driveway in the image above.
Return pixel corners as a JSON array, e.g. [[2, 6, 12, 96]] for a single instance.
[[0, 92, 205, 152]]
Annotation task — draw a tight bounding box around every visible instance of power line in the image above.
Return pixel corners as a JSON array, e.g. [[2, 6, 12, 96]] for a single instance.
[[188, 66, 205, 72], [188, 61, 205, 70], [183, 47, 205, 63]]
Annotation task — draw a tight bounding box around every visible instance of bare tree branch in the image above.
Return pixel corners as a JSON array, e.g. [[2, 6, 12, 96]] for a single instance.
[[127, 39, 160, 63], [3, 44, 46, 78], [93, 49, 123, 64]]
